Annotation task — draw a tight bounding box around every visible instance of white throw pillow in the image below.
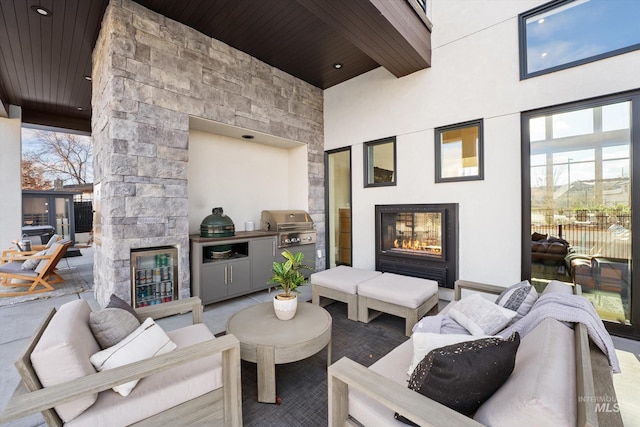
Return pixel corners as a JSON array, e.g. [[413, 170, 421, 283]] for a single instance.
[[408, 333, 486, 375], [448, 294, 517, 335], [90, 317, 177, 396]]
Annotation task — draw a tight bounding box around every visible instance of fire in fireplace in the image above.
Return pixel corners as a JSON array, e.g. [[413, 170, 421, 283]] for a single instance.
[[387, 211, 443, 258], [375, 203, 458, 288]]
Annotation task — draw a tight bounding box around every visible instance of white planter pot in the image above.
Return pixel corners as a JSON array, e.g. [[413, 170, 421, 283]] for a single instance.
[[273, 294, 297, 320]]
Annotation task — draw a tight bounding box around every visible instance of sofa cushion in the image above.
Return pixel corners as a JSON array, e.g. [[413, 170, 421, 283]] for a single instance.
[[495, 280, 538, 322], [358, 273, 438, 309], [310, 266, 382, 294], [90, 317, 177, 396], [30, 300, 101, 423], [543, 279, 574, 295], [34, 239, 69, 274], [396, 333, 520, 423], [408, 333, 485, 376], [474, 318, 576, 427], [448, 293, 517, 335], [531, 232, 547, 241], [349, 339, 414, 427], [20, 250, 47, 270], [67, 323, 223, 427]]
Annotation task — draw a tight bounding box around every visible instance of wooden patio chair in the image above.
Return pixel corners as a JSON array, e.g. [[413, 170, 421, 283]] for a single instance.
[[0, 239, 72, 297], [1, 234, 61, 264]]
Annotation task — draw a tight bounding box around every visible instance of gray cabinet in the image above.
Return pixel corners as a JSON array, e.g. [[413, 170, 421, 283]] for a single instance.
[[280, 244, 316, 280], [201, 258, 252, 303], [190, 233, 278, 305], [251, 237, 276, 290], [225, 258, 252, 297]]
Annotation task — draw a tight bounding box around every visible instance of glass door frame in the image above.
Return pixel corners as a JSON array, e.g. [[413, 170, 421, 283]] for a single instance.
[[521, 89, 639, 340], [22, 190, 77, 242], [324, 147, 352, 270]]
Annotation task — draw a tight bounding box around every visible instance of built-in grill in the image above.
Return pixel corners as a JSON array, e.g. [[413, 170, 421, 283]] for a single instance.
[[261, 210, 316, 248]]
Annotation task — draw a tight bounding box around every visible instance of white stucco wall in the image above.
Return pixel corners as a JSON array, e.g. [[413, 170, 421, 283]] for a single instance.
[[0, 106, 23, 247], [324, 0, 640, 286], [187, 129, 308, 234]]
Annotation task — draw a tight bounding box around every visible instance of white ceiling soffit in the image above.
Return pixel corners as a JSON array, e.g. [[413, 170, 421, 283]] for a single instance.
[[189, 116, 304, 149]]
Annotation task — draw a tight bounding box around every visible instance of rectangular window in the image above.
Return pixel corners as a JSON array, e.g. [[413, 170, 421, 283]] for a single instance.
[[364, 137, 396, 187], [435, 119, 484, 183], [519, 0, 640, 79], [522, 91, 639, 339]]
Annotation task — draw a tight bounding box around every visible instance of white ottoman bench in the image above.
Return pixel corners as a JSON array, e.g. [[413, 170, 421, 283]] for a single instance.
[[311, 266, 382, 321], [357, 272, 439, 336]]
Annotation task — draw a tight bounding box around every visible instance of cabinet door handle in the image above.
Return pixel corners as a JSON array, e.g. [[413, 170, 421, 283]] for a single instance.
[[272, 240, 276, 257], [229, 265, 233, 283], [224, 265, 228, 285]]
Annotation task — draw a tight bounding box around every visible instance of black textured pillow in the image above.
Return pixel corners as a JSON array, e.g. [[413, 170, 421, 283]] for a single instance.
[[395, 333, 520, 425]]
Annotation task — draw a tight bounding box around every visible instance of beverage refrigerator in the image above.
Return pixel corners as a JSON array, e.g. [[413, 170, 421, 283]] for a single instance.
[[130, 246, 178, 308]]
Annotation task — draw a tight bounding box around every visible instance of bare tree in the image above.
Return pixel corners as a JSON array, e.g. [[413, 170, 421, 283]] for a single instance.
[[24, 130, 93, 185], [21, 159, 51, 190]]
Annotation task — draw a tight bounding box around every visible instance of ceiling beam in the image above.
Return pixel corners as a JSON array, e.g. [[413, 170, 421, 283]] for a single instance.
[[294, 0, 431, 78], [22, 110, 91, 134]]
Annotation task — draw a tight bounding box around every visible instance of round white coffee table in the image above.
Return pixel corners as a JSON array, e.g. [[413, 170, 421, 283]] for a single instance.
[[226, 301, 332, 403]]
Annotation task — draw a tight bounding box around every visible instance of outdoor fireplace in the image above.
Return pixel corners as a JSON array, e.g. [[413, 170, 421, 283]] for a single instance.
[[375, 203, 458, 288]]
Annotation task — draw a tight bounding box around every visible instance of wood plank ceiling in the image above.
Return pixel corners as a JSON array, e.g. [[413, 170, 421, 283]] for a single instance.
[[0, 0, 431, 133]]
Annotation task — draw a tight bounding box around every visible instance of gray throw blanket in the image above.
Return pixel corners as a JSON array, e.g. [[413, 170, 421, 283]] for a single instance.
[[499, 292, 620, 373], [412, 314, 470, 335]]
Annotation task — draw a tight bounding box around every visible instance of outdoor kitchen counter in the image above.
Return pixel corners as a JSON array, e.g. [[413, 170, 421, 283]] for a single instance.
[[189, 231, 278, 243], [190, 232, 281, 305]]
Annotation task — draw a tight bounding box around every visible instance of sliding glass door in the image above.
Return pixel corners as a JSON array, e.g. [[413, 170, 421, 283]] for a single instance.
[[522, 91, 639, 339]]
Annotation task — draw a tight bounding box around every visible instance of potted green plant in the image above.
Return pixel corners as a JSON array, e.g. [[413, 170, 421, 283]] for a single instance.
[[269, 249, 314, 320]]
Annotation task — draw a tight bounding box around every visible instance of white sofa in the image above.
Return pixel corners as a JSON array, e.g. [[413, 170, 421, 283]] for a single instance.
[[328, 280, 622, 427], [0, 297, 242, 426]]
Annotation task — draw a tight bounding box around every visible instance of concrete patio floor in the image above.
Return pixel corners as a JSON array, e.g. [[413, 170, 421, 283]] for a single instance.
[[0, 248, 638, 426]]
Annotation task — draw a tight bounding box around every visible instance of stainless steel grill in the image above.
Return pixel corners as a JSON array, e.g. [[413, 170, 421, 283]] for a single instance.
[[261, 210, 316, 248]]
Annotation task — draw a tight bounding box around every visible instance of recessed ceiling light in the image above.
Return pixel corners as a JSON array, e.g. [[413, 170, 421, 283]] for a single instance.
[[242, 135, 254, 140], [77, 107, 84, 111], [333, 63, 343, 69], [84, 75, 92, 81], [31, 5, 52, 16]]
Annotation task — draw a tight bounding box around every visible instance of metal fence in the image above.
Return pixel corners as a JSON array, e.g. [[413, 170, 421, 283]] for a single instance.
[[531, 210, 631, 259]]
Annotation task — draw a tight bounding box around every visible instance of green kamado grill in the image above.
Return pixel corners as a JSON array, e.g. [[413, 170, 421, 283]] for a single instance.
[[200, 207, 235, 238], [201, 207, 235, 258]]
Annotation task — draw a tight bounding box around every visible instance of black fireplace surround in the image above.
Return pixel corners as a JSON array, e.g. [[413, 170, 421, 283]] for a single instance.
[[375, 203, 458, 288]]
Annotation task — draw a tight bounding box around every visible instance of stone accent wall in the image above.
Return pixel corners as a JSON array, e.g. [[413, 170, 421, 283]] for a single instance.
[[92, 0, 324, 305]]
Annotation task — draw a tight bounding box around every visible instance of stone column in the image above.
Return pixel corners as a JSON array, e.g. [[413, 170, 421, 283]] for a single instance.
[[92, 0, 324, 305]]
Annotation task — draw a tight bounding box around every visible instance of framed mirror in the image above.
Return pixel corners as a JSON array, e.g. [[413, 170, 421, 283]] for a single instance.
[[364, 137, 396, 187]]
